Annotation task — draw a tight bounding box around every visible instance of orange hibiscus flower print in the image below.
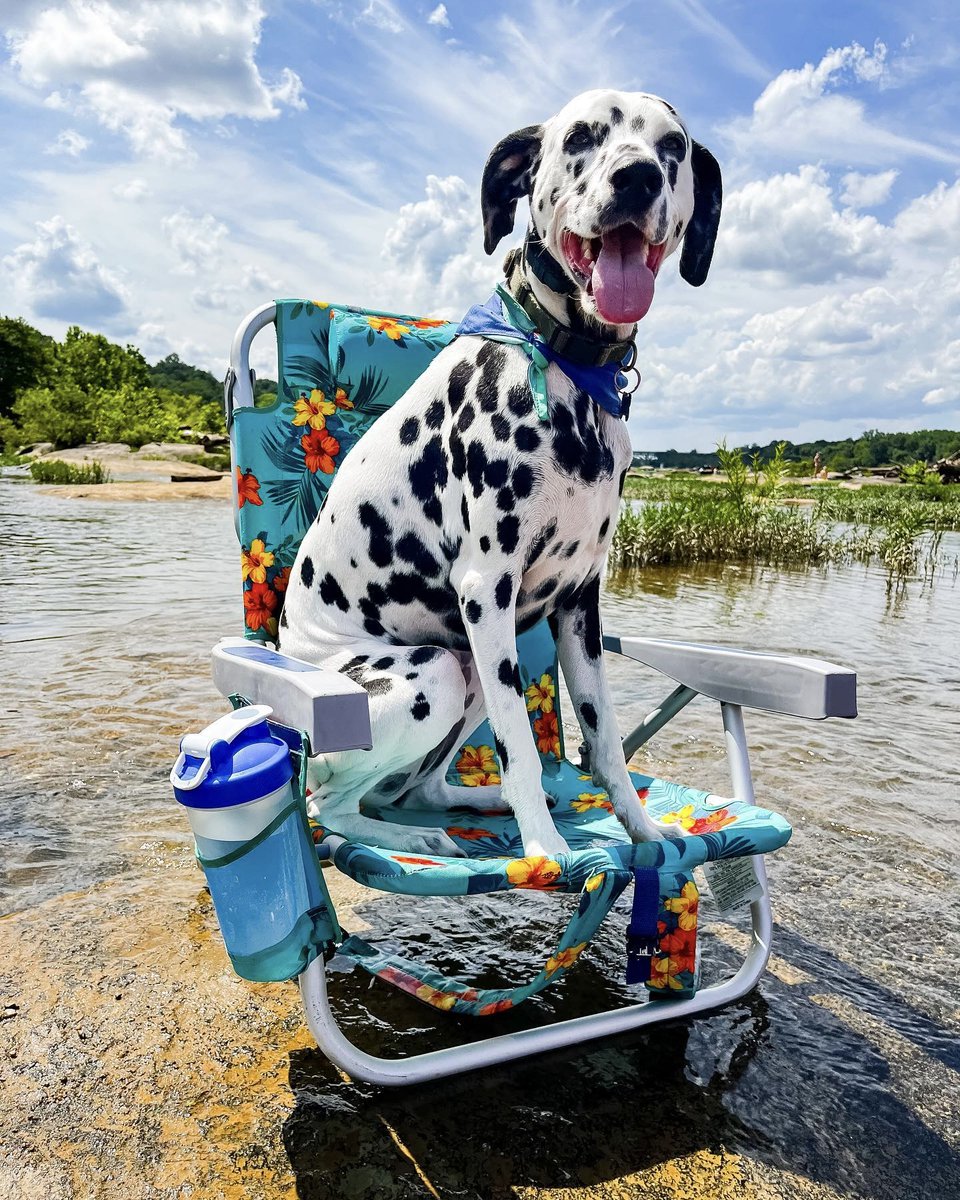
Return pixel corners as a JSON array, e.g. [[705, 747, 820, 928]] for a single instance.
[[445, 827, 496, 841], [301, 428, 340, 474], [236, 467, 262, 508], [271, 566, 291, 593], [479, 998, 513, 1016], [410, 317, 448, 329], [533, 710, 561, 758], [243, 582, 278, 634], [367, 315, 410, 340], [333, 387, 353, 410], [648, 955, 686, 990], [241, 538, 274, 584], [545, 942, 587, 977]]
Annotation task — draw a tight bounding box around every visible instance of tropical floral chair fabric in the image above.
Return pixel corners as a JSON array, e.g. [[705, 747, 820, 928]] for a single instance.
[[231, 299, 792, 1007]]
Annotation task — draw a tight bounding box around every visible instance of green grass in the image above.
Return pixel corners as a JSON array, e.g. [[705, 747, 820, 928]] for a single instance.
[[28, 459, 111, 485], [613, 456, 957, 580]]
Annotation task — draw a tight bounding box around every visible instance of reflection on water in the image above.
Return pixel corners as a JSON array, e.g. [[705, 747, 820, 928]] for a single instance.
[[4, 474, 960, 1197]]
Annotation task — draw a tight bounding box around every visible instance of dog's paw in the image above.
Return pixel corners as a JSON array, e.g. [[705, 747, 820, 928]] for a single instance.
[[388, 827, 467, 858], [522, 830, 571, 858], [628, 816, 685, 843]]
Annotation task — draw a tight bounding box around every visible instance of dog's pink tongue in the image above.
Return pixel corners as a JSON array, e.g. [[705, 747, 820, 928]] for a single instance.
[[593, 227, 654, 324]]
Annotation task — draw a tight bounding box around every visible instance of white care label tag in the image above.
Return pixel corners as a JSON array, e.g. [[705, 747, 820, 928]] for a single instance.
[[701, 857, 763, 913]]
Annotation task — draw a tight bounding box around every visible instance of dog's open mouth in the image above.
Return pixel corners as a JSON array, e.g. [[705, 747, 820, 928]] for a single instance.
[[560, 225, 667, 325]]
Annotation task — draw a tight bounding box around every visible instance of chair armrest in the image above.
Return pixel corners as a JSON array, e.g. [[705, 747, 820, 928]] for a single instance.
[[211, 638, 372, 752], [603, 634, 857, 720]]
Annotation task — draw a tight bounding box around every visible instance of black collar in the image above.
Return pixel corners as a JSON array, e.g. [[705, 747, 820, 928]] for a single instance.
[[503, 231, 636, 369]]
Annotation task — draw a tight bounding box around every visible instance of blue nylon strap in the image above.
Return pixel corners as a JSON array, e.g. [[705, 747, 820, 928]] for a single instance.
[[456, 287, 628, 421], [625, 867, 661, 984]]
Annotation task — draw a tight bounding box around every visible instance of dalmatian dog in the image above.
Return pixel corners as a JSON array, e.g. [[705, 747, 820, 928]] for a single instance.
[[279, 89, 722, 858]]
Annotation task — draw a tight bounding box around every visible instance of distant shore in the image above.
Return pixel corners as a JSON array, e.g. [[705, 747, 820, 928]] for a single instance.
[[23, 441, 233, 501]]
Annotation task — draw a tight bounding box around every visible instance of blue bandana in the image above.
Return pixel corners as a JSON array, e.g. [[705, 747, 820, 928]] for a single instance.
[[456, 285, 630, 423]]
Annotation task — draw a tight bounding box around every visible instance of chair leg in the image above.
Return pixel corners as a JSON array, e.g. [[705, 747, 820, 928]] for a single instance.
[[298, 874, 773, 1087]]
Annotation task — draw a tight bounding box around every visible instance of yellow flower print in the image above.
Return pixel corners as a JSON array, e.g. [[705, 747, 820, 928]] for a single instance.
[[585, 871, 605, 892], [455, 744, 501, 786], [572, 791, 614, 814], [648, 956, 686, 990], [664, 881, 699, 931], [524, 673, 556, 713], [241, 538, 275, 584], [661, 803, 697, 831], [292, 388, 335, 429], [415, 983, 457, 1011], [505, 856, 563, 889], [367, 315, 411, 340], [545, 942, 587, 977]]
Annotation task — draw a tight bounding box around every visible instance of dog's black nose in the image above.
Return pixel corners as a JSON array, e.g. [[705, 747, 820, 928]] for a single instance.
[[610, 160, 664, 205]]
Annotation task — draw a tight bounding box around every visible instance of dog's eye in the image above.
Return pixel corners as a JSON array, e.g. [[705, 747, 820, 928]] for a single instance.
[[657, 133, 687, 162], [563, 123, 594, 154]]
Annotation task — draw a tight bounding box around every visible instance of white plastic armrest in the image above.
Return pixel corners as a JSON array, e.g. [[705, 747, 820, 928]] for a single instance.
[[604, 634, 857, 720], [211, 638, 372, 752]]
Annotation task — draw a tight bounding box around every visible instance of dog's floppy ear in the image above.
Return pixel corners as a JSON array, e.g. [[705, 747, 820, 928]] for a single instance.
[[481, 124, 543, 255], [679, 142, 722, 287]]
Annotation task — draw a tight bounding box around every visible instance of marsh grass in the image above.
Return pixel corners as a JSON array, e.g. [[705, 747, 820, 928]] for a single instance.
[[29, 459, 111, 485], [613, 455, 956, 580]]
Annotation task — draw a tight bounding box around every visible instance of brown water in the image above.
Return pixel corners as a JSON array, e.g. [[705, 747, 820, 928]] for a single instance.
[[3, 472, 960, 1198]]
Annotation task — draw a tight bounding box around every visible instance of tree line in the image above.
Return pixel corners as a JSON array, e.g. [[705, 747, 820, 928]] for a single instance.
[[0, 316, 275, 452]]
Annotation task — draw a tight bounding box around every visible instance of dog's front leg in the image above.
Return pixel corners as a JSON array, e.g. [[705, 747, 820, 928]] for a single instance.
[[553, 574, 675, 842], [456, 566, 570, 858]]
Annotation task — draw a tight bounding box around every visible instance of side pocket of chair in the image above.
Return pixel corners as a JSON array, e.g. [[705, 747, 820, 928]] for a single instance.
[[647, 870, 701, 999]]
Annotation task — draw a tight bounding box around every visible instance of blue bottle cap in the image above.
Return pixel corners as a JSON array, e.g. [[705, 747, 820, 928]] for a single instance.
[[171, 705, 293, 809]]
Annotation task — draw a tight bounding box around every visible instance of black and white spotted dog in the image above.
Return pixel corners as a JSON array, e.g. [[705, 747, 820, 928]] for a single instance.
[[280, 89, 722, 858]]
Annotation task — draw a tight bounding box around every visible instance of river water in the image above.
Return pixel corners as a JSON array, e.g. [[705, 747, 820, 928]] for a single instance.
[[3, 472, 960, 1198]]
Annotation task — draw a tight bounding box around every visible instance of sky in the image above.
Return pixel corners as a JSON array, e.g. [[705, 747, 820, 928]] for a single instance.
[[1, 0, 959, 452]]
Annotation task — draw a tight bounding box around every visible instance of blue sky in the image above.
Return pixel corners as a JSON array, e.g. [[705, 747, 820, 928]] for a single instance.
[[2, 0, 959, 451]]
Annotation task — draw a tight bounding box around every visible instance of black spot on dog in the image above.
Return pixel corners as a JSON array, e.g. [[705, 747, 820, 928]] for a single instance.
[[440, 533, 462, 562], [525, 519, 557, 568], [400, 416, 420, 445], [363, 616, 385, 638], [359, 502, 394, 567], [496, 487, 514, 512], [576, 181, 587, 196], [578, 575, 603, 659], [610, 105, 623, 125], [592, 121, 609, 146], [464, 599, 482, 624], [550, 186, 559, 205], [350, 557, 357, 569], [340, 654, 369, 679], [491, 413, 511, 441], [485, 457, 509, 488], [476, 345, 505, 412], [495, 572, 512, 609], [507, 383, 533, 418], [675, 219, 683, 239], [279, 608, 288, 629], [397, 531, 441, 577], [533, 577, 558, 601], [363, 676, 393, 697], [618, 468, 628, 495], [392, 497, 400, 507], [580, 701, 598, 731], [497, 514, 520, 554], [405, 671, 417, 680], [479, 534, 491, 553], [599, 516, 610, 538], [631, 114, 645, 132], [457, 403, 475, 432], [410, 645, 442, 665], [461, 494, 470, 532], [449, 429, 467, 480], [426, 397, 445, 429], [411, 693, 431, 721], [494, 736, 510, 771], [497, 658, 514, 688], [409, 435, 448, 512], [667, 160, 678, 190], [563, 540, 580, 558], [573, 158, 584, 180], [512, 462, 534, 498], [418, 714, 466, 777], [514, 424, 540, 452], [300, 555, 315, 588], [371, 656, 395, 670], [318, 571, 350, 612], [538, 198, 544, 212], [448, 359, 474, 413], [466, 440, 488, 498]]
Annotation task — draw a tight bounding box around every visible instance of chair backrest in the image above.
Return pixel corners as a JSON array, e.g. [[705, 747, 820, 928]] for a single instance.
[[230, 298, 566, 781]]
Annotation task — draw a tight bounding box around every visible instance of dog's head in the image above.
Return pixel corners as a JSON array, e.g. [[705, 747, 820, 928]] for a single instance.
[[481, 89, 722, 328]]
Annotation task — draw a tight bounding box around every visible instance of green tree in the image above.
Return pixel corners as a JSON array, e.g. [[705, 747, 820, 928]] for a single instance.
[[0, 317, 56, 418], [59, 326, 149, 394], [12, 383, 96, 448]]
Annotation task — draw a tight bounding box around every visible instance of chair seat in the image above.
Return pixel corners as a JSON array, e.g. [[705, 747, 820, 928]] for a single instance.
[[324, 760, 792, 896]]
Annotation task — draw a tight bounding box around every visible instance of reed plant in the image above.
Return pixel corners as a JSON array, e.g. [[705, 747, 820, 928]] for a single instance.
[[29, 459, 111, 484]]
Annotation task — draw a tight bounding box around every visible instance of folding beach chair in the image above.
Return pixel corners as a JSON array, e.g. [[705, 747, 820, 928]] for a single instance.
[[175, 297, 857, 1086]]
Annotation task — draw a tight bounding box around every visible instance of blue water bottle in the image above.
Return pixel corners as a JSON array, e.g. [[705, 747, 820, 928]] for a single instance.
[[171, 704, 333, 982]]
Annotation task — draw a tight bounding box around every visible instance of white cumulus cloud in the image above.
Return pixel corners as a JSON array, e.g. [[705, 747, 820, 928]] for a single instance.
[[45, 128, 90, 156], [2, 216, 128, 323], [427, 4, 450, 27], [840, 169, 899, 209], [162, 210, 229, 275]]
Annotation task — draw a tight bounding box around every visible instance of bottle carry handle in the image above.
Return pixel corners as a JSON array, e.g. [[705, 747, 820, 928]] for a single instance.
[[172, 704, 274, 792]]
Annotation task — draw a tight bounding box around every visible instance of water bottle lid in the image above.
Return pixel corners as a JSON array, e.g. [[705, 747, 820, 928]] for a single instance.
[[171, 705, 294, 809]]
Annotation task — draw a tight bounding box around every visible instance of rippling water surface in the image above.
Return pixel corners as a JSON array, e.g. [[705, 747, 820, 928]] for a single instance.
[[4, 473, 960, 1197]]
